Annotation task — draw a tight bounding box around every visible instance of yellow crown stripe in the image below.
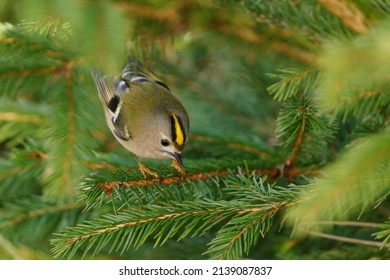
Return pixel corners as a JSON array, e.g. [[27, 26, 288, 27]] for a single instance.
[[171, 113, 185, 146]]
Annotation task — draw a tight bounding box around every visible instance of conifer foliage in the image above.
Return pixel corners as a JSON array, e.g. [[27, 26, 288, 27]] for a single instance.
[[0, 0, 389, 259]]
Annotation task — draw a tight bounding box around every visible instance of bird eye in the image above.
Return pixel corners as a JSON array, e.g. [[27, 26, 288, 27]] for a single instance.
[[161, 139, 170, 146]]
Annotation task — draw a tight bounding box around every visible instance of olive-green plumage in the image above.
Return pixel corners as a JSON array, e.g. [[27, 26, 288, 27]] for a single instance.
[[92, 57, 189, 177]]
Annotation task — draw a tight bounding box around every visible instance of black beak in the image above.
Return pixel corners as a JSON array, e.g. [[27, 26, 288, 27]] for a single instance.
[[173, 152, 184, 169]]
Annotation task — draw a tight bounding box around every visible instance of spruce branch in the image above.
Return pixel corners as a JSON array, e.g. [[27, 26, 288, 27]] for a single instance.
[[206, 201, 291, 259], [78, 164, 281, 212], [317, 0, 368, 34], [51, 199, 294, 259], [51, 201, 238, 259], [0, 100, 49, 150], [0, 199, 79, 228], [189, 134, 275, 159], [11, 1, 129, 72], [52, 172, 302, 259], [267, 68, 319, 101], [213, 22, 316, 65], [374, 221, 390, 249], [0, 139, 47, 198], [118, 0, 316, 64], [317, 21, 390, 119], [244, 0, 354, 39], [0, 196, 85, 242], [96, 168, 280, 194], [41, 66, 97, 198], [1, 23, 101, 199], [372, 1, 390, 14], [286, 131, 390, 235], [275, 98, 336, 180], [283, 107, 306, 181]]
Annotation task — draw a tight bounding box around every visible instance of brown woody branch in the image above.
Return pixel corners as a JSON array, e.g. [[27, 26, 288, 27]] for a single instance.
[[283, 113, 307, 182], [99, 168, 281, 195]]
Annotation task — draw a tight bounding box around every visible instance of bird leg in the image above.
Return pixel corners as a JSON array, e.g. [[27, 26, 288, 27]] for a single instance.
[[171, 160, 186, 178], [134, 156, 158, 178]]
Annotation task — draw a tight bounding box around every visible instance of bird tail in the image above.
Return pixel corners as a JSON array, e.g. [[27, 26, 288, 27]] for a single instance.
[[91, 70, 117, 116]]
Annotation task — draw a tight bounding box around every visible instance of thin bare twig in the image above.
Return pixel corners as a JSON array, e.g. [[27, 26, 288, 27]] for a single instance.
[[310, 231, 386, 248], [315, 221, 386, 229], [283, 110, 307, 181]]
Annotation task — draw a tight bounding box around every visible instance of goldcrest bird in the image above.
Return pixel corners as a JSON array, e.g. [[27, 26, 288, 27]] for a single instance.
[[92, 57, 189, 178]]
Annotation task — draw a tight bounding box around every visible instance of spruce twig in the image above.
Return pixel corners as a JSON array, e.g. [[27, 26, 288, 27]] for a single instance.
[[98, 168, 281, 195], [283, 111, 306, 181]]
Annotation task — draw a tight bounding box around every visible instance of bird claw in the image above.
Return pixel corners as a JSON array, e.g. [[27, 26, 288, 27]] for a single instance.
[[137, 162, 158, 179], [172, 160, 186, 178]]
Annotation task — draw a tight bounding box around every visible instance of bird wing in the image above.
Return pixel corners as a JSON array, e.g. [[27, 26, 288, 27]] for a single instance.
[[91, 71, 131, 141], [120, 56, 170, 92], [92, 57, 165, 141]]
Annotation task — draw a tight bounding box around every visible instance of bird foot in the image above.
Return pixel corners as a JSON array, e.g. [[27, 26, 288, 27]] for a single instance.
[[137, 162, 158, 179], [172, 160, 186, 178]]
